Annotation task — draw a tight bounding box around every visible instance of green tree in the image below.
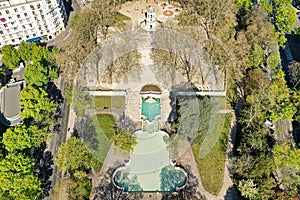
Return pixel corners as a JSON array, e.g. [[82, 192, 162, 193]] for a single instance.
[[71, 86, 92, 117], [0, 154, 42, 200], [2, 124, 48, 152], [273, 143, 300, 169], [20, 86, 58, 122], [24, 62, 48, 86], [234, 0, 251, 10], [247, 45, 265, 68], [261, 0, 297, 34], [68, 171, 92, 200], [112, 130, 137, 153], [1, 44, 20, 69], [268, 70, 297, 122], [31, 45, 50, 63], [273, 0, 297, 33], [54, 137, 95, 172], [237, 179, 258, 199], [0, 67, 6, 87], [17, 41, 36, 62]]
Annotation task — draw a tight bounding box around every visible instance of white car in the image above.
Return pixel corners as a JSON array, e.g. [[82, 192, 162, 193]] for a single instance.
[[265, 120, 275, 130]]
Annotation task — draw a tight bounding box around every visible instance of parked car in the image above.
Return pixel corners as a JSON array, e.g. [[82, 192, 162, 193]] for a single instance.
[[265, 120, 275, 130]]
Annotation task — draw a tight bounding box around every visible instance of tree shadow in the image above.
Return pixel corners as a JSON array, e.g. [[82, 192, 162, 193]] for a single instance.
[[117, 112, 137, 133], [162, 165, 206, 200], [76, 116, 99, 151], [46, 82, 64, 104], [224, 186, 242, 200], [92, 167, 143, 200], [31, 142, 54, 200]]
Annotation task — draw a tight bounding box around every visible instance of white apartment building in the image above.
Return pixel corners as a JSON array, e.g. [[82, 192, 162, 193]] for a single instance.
[[0, 0, 66, 48]]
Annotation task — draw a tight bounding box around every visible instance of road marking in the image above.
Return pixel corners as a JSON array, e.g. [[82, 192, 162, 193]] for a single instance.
[[63, 30, 72, 40]]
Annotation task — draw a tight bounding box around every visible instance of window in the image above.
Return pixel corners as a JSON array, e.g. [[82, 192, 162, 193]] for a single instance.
[[29, 24, 32, 27], [4, 24, 7, 27], [14, 8, 17, 12], [13, 27, 17, 30], [38, 27, 42, 30], [30, 5, 35, 10], [17, 14, 20, 18], [33, 33, 36, 37], [24, 13, 28, 17], [18, 37, 21, 40], [32, 11, 35, 15], [5, 10, 9, 14], [26, 35, 29, 38], [8, 16, 11, 19], [37, 3, 41, 9], [22, 25, 25, 29], [12, 39, 15, 42], [0, 30, 3, 34]]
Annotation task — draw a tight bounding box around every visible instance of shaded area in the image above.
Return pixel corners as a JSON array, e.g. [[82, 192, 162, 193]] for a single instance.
[[77, 114, 115, 162], [93, 167, 143, 200], [224, 186, 242, 200], [160, 165, 187, 192], [31, 142, 54, 200], [113, 171, 142, 192], [117, 112, 137, 132], [45, 82, 64, 105], [162, 165, 206, 200]]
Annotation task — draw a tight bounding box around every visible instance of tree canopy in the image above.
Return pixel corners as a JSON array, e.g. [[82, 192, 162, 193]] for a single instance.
[[54, 137, 96, 172], [1, 44, 20, 70], [112, 130, 137, 153], [24, 62, 48, 86], [0, 154, 42, 200], [20, 85, 58, 122], [2, 124, 48, 152]]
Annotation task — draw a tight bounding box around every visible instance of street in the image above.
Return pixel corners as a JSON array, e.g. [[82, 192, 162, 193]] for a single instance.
[[44, 78, 70, 199]]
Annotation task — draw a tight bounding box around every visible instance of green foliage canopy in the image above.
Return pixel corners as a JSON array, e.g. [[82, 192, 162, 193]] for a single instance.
[[20, 86, 58, 122], [54, 137, 95, 172], [3, 124, 48, 152], [1, 45, 20, 70], [112, 130, 137, 153], [24, 62, 48, 86], [0, 154, 42, 200]]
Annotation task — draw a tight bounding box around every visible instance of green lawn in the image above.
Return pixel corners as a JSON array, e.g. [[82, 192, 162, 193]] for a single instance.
[[115, 12, 130, 21], [84, 114, 116, 167], [93, 96, 125, 109], [95, 114, 116, 140], [192, 113, 231, 195]]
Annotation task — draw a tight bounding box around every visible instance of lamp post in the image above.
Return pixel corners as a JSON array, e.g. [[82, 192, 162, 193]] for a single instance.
[[104, 25, 109, 40]]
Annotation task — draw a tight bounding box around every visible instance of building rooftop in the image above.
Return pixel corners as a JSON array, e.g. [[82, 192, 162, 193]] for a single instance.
[[0, 81, 24, 126], [4, 84, 20, 118]]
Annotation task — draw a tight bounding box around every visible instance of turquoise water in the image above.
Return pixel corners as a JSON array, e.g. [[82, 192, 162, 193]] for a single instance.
[[114, 165, 187, 192], [141, 98, 160, 122], [113, 131, 187, 192]]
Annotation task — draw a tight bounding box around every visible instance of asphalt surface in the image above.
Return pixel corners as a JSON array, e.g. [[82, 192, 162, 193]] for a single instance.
[[45, 78, 69, 200]]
